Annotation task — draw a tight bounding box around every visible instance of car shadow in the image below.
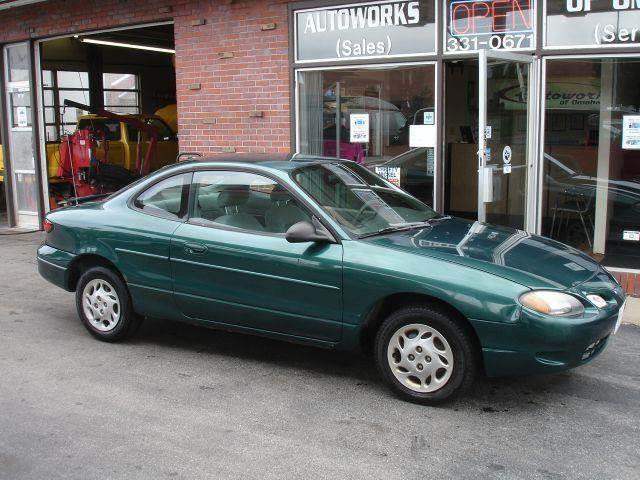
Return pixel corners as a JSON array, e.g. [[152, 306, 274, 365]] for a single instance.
[[130, 317, 586, 410]]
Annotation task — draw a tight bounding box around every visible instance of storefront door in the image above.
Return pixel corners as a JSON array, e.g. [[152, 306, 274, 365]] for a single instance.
[[443, 51, 535, 230], [3, 42, 40, 228], [477, 50, 535, 230]]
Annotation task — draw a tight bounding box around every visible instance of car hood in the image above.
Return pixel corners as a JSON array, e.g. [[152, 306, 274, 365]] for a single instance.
[[364, 217, 608, 290]]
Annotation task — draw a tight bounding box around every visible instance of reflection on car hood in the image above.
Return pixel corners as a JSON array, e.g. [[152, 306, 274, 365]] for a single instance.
[[365, 216, 609, 290]]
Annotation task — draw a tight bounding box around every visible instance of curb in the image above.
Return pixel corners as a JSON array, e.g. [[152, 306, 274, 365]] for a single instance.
[[622, 296, 640, 326]]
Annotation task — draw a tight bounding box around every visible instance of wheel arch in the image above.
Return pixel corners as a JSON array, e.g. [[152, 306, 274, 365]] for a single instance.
[[359, 292, 484, 369], [66, 254, 124, 292]]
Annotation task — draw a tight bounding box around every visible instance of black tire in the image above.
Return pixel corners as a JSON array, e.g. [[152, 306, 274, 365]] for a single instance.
[[374, 305, 477, 405], [75, 266, 142, 342]]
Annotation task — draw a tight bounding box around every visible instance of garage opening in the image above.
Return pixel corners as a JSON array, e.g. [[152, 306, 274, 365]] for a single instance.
[[38, 23, 177, 208]]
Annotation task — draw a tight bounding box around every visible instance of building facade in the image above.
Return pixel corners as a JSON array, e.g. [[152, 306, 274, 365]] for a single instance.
[[1, 0, 639, 293]]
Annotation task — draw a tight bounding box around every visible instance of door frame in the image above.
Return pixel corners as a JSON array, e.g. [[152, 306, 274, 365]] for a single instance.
[[477, 49, 539, 229], [2, 40, 45, 229]]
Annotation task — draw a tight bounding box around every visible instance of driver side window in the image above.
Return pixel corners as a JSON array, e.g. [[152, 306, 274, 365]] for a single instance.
[[191, 170, 311, 234]]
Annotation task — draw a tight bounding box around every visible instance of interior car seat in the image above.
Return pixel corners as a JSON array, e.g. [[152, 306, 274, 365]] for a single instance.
[[213, 185, 264, 231], [265, 185, 309, 233]]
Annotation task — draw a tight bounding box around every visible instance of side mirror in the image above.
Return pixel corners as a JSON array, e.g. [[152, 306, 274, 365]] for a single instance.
[[285, 219, 335, 244]]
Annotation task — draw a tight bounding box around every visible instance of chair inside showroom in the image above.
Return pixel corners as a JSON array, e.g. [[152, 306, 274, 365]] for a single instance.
[[550, 189, 595, 248], [265, 185, 309, 233], [213, 185, 264, 231]]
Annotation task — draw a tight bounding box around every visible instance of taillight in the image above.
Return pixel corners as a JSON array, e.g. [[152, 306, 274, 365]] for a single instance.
[[43, 218, 54, 233]]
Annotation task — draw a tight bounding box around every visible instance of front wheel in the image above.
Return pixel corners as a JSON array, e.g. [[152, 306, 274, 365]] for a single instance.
[[75, 266, 142, 342], [375, 306, 477, 405]]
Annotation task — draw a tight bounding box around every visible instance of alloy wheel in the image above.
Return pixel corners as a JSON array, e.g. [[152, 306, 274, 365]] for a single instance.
[[82, 279, 121, 332], [386, 323, 454, 393]]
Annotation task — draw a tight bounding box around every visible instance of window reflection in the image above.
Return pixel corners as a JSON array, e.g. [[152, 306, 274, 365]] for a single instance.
[[542, 59, 640, 269], [298, 65, 436, 206]]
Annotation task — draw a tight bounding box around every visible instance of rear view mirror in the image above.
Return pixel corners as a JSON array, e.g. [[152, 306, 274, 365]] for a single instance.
[[285, 219, 335, 244]]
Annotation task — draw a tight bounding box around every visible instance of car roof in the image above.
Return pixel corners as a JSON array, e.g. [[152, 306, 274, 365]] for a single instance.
[[175, 153, 348, 172]]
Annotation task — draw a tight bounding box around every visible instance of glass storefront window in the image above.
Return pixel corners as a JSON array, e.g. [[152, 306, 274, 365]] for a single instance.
[[297, 64, 436, 206], [541, 58, 640, 268]]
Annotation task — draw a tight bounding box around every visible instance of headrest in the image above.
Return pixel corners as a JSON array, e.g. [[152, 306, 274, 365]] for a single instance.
[[271, 185, 293, 203], [217, 186, 250, 209]]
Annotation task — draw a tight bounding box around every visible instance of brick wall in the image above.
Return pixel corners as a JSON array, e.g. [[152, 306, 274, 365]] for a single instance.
[[0, 0, 292, 154], [608, 271, 640, 297]]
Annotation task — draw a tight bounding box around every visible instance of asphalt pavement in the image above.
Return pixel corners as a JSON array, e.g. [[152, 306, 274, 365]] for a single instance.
[[1, 233, 639, 480]]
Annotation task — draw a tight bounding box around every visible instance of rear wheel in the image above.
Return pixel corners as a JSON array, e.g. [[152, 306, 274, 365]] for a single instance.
[[75, 266, 141, 342], [375, 305, 477, 405]]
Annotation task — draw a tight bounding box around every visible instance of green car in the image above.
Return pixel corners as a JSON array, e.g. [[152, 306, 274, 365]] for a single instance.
[[37, 155, 627, 404]]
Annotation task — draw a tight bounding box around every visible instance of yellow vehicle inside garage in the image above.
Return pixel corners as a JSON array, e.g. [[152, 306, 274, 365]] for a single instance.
[[39, 24, 178, 207]]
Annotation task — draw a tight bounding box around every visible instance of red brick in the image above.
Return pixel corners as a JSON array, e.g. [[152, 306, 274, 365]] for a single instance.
[[0, 0, 291, 155]]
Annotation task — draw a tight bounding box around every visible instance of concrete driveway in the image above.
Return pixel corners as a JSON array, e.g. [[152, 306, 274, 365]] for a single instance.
[[1, 233, 639, 480]]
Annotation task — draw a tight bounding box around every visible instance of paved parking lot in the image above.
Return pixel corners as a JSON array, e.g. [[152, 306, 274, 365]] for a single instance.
[[1, 233, 639, 480]]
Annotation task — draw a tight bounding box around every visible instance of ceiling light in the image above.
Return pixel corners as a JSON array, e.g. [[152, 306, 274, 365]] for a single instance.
[[79, 38, 175, 54]]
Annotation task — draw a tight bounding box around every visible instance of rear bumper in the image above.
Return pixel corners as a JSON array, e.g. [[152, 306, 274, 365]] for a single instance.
[[471, 308, 620, 377], [37, 244, 76, 291]]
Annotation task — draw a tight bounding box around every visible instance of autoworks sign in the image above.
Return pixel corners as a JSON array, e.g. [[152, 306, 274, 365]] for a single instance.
[[295, 1, 436, 62]]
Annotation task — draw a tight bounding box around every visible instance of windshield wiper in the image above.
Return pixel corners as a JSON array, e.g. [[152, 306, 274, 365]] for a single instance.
[[358, 222, 432, 239], [358, 215, 452, 239]]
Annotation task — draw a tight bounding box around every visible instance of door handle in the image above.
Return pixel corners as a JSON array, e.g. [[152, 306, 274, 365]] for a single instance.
[[184, 242, 208, 255]]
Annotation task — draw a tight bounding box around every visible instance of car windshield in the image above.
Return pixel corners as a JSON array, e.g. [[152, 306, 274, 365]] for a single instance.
[[290, 162, 439, 237]]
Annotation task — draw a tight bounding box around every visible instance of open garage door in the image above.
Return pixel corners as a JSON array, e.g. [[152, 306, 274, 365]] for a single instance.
[[36, 23, 177, 209]]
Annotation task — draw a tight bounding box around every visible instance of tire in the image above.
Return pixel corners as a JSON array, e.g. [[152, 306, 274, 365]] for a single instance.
[[374, 305, 477, 405], [75, 266, 142, 342]]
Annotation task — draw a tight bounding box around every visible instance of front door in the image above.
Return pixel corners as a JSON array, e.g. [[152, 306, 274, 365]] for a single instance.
[[170, 169, 344, 343], [443, 53, 536, 230], [477, 50, 535, 230]]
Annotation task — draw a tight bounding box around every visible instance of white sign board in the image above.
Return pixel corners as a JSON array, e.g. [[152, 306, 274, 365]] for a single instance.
[[350, 113, 369, 143], [375, 166, 401, 187], [409, 124, 436, 148], [16, 106, 28, 127], [623, 230, 640, 241], [622, 115, 640, 150]]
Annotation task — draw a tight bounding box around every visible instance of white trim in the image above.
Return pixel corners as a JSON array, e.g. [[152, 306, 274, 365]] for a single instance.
[[0, 0, 46, 11], [605, 267, 640, 275], [33, 44, 50, 216], [477, 49, 488, 222], [33, 21, 174, 44], [535, 57, 547, 235], [295, 59, 437, 72]]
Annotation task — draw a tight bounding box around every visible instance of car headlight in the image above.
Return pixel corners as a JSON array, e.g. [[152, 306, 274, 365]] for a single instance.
[[519, 291, 585, 317]]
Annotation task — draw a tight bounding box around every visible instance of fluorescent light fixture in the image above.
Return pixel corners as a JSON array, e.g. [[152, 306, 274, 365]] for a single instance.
[[79, 38, 175, 54]]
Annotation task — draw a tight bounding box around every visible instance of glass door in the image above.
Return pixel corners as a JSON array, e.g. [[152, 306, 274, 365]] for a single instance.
[[478, 50, 535, 229], [3, 42, 40, 228]]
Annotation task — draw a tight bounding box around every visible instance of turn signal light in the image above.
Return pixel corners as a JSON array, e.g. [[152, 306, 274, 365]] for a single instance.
[[43, 218, 54, 233]]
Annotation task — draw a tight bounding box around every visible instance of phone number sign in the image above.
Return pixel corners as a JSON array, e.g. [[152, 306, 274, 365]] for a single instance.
[[446, 0, 535, 52]]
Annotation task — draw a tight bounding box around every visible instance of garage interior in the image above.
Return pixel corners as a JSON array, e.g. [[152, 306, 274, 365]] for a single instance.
[[39, 23, 177, 207]]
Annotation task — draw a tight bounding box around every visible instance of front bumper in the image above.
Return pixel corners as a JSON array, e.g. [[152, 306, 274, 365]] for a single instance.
[[37, 244, 76, 291], [471, 306, 621, 377]]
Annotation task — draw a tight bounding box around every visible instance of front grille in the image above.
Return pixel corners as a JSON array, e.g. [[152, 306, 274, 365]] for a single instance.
[[581, 335, 609, 360]]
